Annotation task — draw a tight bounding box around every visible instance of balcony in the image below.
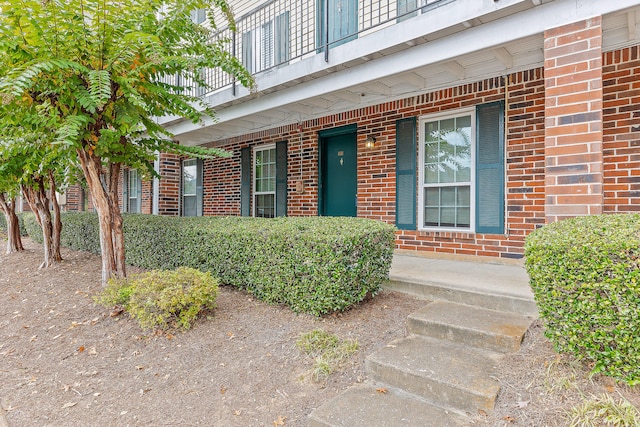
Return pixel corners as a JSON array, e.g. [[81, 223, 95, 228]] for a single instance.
[[165, 0, 449, 98], [161, 0, 640, 144]]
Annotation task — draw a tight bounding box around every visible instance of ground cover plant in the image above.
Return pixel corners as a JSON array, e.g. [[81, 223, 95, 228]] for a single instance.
[[296, 329, 359, 382], [96, 267, 219, 330], [525, 213, 640, 385]]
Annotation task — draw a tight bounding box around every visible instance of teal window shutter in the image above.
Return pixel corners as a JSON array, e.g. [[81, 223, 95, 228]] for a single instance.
[[274, 12, 290, 66], [196, 159, 204, 216], [241, 148, 251, 216], [396, 117, 417, 230], [275, 141, 288, 217], [475, 101, 505, 234]]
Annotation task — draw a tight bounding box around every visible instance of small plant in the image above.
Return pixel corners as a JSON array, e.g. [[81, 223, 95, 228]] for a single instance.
[[569, 394, 640, 427], [95, 267, 219, 330], [296, 329, 359, 381]]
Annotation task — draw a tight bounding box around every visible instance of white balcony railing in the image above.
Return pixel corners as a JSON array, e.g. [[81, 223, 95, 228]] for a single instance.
[[162, 0, 450, 97]]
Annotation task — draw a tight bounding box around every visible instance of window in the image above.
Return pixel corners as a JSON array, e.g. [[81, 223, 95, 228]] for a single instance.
[[127, 169, 142, 213], [397, 0, 442, 23], [182, 159, 198, 216], [242, 12, 290, 74], [253, 146, 276, 218], [418, 103, 505, 234], [419, 110, 473, 230], [191, 8, 206, 24]]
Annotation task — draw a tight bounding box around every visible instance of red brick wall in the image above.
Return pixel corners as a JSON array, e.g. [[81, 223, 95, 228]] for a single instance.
[[197, 70, 547, 259], [157, 153, 180, 216], [543, 17, 604, 221], [603, 46, 640, 212]]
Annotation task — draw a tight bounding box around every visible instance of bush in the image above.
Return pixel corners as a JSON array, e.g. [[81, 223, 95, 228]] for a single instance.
[[48, 213, 395, 316], [0, 211, 29, 236], [96, 267, 219, 330], [22, 212, 42, 243], [524, 214, 640, 385]]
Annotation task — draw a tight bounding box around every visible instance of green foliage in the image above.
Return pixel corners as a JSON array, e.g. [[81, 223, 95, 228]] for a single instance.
[[525, 214, 640, 385], [0, 212, 26, 235], [41, 213, 395, 315], [296, 329, 359, 381], [96, 267, 219, 330], [569, 394, 640, 427], [22, 212, 42, 242]]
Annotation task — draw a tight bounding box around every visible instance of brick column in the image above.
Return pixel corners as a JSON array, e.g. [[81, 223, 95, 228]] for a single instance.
[[157, 152, 180, 216], [544, 17, 604, 222]]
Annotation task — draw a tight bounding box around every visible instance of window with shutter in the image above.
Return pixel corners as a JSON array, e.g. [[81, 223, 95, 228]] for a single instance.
[[417, 103, 504, 233]]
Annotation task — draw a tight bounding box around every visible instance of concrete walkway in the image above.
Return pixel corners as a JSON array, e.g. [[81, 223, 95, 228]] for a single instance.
[[386, 252, 537, 316], [310, 252, 538, 426]]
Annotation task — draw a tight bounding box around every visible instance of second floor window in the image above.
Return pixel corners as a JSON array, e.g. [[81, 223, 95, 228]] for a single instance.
[[242, 12, 290, 74]]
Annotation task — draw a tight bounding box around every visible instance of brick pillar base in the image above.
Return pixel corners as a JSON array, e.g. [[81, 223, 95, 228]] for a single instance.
[[544, 17, 604, 222], [157, 153, 180, 216]]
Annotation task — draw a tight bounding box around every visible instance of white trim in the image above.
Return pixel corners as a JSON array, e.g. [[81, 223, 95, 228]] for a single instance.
[[252, 144, 277, 218], [418, 107, 476, 232], [152, 152, 160, 215]]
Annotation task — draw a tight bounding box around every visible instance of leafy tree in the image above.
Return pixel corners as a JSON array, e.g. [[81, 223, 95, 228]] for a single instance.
[[0, 0, 253, 282]]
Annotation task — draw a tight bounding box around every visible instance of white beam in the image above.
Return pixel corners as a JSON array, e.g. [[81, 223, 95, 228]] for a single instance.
[[401, 72, 426, 89], [365, 81, 392, 95], [332, 90, 362, 104], [494, 47, 514, 69], [628, 10, 638, 41], [444, 61, 466, 79]]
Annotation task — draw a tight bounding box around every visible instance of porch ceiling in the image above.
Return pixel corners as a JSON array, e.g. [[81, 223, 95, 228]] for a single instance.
[[168, 1, 640, 146]]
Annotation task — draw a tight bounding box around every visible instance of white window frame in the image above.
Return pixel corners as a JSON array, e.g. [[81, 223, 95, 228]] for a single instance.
[[252, 144, 276, 218], [182, 158, 198, 217], [418, 107, 476, 233], [128, 169, 140, 213]]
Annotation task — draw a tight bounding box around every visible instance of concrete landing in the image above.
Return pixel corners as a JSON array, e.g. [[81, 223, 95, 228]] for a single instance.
[[385, 253, 537, 316]]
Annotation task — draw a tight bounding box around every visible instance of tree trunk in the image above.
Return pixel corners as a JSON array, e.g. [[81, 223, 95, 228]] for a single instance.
[[77, 149, 126, 284], [22, 180, 56, 268], [0, 194, 24, 254], [48, 170, 63, 262]]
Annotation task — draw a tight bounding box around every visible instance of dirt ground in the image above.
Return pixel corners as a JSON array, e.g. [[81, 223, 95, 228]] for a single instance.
[[1, 237, 639, 426]]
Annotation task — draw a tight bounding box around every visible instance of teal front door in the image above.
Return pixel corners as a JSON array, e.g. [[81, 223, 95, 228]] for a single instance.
[[320, 132, 357, 217]]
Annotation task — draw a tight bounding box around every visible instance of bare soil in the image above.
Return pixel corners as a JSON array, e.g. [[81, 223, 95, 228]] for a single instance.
[[1, 236, 638, 426]]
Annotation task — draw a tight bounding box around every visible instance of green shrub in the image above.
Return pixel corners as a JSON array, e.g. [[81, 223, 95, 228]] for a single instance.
[[22, 212, 42, 243], [96, 267, 219, 330], [26, 213, 395, 316], [524, 214, 640, 385], [0, 212, 29, 236], [51, 214, 393, 316]]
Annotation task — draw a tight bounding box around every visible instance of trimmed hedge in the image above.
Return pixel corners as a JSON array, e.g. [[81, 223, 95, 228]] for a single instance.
[[0, 212, 29, 237], [524, 214, 640, 385], [31, 212, 395, 316]]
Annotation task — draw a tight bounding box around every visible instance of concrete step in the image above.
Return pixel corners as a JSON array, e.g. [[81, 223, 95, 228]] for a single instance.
[[366, 334, 501, 415], [309, 383, 468, 427], [385, 277, 537, 317], [407, 301, 533, 353]]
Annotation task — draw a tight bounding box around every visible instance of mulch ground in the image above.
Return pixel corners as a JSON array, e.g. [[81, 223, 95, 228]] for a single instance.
[[1, 236, 638, 426]]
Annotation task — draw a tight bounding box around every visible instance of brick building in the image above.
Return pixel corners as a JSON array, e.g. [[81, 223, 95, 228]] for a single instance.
[[67, 0, 640, 260]]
